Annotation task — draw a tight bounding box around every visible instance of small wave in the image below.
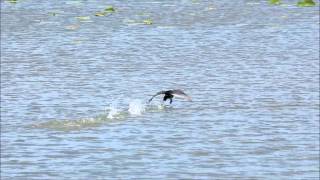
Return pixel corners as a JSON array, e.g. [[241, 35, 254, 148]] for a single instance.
[[31, 116, 107, 131], [31, 99, 160, 131]]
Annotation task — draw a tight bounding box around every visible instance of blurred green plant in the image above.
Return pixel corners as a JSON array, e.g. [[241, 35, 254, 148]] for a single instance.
[[95, 12, 107, 16], [76, 16, 91, 20], [104, 6, 115, 12], [143, 19, 153, 25], [297, 0, 316, 7], [48, 12, 57, 16], [269, 0, 281, 5], [95, 6, 116, 16], [6, 0, 18, 4]]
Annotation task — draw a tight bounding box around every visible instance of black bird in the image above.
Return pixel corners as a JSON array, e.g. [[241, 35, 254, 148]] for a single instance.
[[148, 89, 192, 104]]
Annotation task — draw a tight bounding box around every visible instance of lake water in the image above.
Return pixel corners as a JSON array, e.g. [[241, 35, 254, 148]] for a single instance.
[[1, 0, 319, 179]]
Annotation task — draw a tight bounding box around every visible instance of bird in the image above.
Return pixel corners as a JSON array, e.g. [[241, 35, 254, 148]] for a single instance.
[[148, 89, 192, 104]]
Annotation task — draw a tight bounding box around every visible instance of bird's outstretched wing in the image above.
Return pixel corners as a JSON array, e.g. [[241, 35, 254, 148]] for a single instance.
[[148, 91, 166, 103], [171, 89, 192, 101]]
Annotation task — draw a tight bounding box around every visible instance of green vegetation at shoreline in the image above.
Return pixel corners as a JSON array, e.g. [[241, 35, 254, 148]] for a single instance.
[[6, 0, 18, 3], [269, 0, 281, 5], [297, 0, 316, 7], [269, 0, 316, 7]]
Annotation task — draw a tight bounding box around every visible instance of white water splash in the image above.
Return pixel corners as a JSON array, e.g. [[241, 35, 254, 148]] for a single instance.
[[158, 104, 165, 110], [107, 105, 120, 119], [128, 99, 145, 115]]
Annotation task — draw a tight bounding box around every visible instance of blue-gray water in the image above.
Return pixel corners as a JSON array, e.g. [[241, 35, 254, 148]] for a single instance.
[[1, 0, 319, 179]]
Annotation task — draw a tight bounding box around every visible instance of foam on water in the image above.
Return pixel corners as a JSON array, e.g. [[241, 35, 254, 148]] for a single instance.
[[31, 116, 107, 131], [128, 99, 145, 115], [32, 99, 155, 130], [158, 104, 165, 110], [107, 105, 120, 119]]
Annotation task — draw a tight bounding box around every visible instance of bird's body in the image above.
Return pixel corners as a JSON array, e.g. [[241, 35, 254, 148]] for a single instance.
[[148, 89, 192, 104]]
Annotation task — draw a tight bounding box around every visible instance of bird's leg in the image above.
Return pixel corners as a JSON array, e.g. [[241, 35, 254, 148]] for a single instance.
[[160, 96, 165, 106], [163, 95, 168, 102], [169, 98, 173, 104]]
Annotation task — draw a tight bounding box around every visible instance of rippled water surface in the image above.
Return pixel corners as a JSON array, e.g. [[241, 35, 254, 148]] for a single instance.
[[1, 0, 319, 179]]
